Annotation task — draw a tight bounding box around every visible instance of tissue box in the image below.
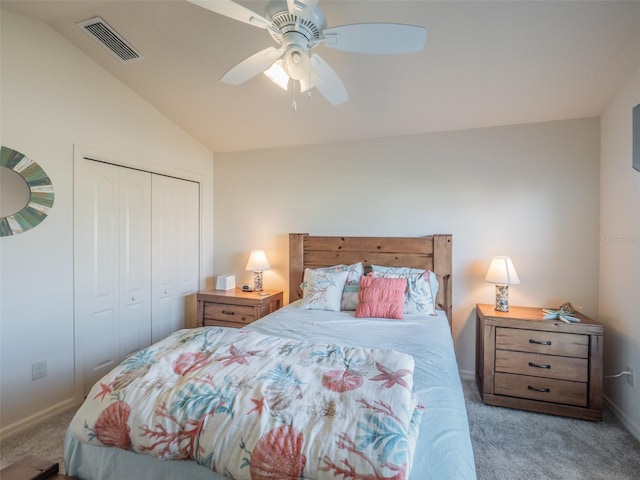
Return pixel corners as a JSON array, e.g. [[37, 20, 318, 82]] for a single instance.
[[216, 275, 236, 290]]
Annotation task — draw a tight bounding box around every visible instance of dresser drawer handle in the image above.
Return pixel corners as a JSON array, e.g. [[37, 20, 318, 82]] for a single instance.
[[528, 385, 550, 393], [529, 339, 552, 346], [528, 362, 551, 369], [221, 310, 235, 316]]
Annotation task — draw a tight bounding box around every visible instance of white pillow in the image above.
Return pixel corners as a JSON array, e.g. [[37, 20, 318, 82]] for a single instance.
[[301, 269, 349, 311], [300, 263, 364, 310], [371, 266, 439, 315]]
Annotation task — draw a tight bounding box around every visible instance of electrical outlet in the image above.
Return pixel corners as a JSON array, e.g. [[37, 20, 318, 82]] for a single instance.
[[626, 366, 634, 387], [32, 361, 47, 381]]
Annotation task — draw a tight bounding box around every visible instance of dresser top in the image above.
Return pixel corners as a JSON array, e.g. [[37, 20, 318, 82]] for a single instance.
[[198, 288, 282, 304], [476, 303, 603, 334]]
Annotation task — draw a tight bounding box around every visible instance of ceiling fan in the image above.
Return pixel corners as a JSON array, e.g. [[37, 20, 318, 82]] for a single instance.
[[187, 0, 427, 106]]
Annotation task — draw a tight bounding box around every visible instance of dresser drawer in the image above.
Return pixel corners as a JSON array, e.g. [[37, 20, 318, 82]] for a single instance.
[[495, 373, 587, 407], [203, 303, 256, 324], [496, 327, 589, 358], [203, 319, 246, 329], [495, 350, 588, 382]]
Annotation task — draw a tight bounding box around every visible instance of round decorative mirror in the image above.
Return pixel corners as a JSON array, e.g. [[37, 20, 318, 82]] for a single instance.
[[0, 146, 54, 236]]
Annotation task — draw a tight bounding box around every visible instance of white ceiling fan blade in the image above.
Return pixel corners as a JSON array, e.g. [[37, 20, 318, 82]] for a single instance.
[[322, 23, 427, 54], [187, 0, 271, 29], [309, 54, 348, 106], [221, 47, 285, 85], [287, 0, 318, 21]]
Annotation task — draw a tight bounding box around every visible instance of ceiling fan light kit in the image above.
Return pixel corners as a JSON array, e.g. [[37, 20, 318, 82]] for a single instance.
[[188, 0, 426, 107]]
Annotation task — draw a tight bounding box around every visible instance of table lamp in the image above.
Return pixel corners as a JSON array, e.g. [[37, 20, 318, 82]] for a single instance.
[[246, 250, 270, 292], [485, 256, 520, 312]]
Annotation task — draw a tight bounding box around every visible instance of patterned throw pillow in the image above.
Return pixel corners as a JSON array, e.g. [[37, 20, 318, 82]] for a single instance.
[[355, 275, 407, 320], [301, 263, 364, 310], [371, 266, 439, 315], [300, 269, 349, 311]]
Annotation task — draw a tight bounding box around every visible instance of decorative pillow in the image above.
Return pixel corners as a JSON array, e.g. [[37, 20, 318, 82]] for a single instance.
[[355, 275, 407, 320], [301, 269, 349, 311], [371, 266, 438, 315], [339, 262, 364, 310], [301, 263, 364, 310]]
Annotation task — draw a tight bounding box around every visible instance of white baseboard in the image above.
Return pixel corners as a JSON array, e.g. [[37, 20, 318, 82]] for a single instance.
[[604, 394, 640, 441], [0, 398, 79, 442]]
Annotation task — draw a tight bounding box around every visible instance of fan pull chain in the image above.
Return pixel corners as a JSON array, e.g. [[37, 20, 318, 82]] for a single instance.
[[307, 60, 312, 100], [292, 80, 298, 112]]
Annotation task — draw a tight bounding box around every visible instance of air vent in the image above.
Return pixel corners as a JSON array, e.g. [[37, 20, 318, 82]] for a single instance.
[[77, 17, 143, 63]]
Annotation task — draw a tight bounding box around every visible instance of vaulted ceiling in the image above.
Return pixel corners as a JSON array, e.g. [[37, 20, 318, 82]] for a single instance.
[[3, 0, 640, 153]]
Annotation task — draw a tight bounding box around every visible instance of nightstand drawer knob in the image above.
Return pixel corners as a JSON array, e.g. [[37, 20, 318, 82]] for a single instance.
[[221, 310, 235, 315], [528, 362, 551, 369], [529, 339, 552, 346], [528, 385, 551, 393]]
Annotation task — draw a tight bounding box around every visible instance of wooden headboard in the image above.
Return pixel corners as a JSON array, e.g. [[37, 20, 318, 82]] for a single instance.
[[289, 234, 453, 328]]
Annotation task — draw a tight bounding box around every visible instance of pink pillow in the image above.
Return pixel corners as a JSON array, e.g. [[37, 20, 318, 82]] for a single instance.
[[355, 276, 407, 320]]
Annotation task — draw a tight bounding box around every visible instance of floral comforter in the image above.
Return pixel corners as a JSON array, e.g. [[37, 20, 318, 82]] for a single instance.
[[69, 327, 424, 480]]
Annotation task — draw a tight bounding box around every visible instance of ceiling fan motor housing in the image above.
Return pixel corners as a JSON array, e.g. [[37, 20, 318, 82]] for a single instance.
[[265, 0, 326, 48]]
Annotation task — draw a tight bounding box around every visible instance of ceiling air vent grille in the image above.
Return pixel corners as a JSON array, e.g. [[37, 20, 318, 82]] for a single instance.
[[77, 17, 143, 63]]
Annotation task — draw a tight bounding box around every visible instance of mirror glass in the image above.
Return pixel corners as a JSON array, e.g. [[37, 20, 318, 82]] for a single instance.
[[0, 166, 30, 217]]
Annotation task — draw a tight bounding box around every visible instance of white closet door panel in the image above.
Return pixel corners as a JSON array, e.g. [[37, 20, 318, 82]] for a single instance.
[[75, 161, 123, 392], [151, 296, 174, 345], [94, 174, 119, 308], [176, 181, 200, 295], [119, 170, 152, 359], [88, 309, 119, 379], [176, 181, 200, 331], [152, 175, 199, 343]]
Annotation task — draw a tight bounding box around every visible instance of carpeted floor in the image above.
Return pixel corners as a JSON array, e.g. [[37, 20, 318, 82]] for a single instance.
[[463, 378, 640, 480], [1, 379, 639, 478]]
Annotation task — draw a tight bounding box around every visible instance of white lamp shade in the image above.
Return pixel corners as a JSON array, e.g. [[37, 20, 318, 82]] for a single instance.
[[485, 256, 520, 285], [246, 250, 271, 272]]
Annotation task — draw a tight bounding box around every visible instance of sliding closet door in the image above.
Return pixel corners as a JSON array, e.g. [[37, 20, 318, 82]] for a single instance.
[[75, 160, 151, 394], [151, 175, 199, 343]]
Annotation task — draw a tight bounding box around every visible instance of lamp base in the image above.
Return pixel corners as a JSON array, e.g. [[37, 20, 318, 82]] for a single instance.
[[253, 271, 264, 292], [495, 284, 510, 312]]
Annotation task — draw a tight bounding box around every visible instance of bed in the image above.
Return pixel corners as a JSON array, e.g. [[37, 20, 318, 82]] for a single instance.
[[65, 233, 476, 480]]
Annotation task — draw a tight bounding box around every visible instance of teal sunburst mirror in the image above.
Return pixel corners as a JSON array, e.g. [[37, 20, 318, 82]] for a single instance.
[[0, 146, 54, 236]]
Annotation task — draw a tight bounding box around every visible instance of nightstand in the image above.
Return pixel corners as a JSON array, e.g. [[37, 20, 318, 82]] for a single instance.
[[197, 289, 283, 329], [476, 303, 603, 421]]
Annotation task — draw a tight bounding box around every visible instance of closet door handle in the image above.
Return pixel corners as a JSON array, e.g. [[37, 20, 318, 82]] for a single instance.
[[528, 362, 551, 369], [528, 385, 550, 393], [529, 339, 552, 346]]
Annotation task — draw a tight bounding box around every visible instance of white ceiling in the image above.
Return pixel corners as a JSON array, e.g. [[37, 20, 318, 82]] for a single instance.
[[3, 0, 640, 154]]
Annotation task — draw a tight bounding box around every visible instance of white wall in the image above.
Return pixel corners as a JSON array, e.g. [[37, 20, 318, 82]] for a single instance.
[[0, 10, 214, 434], [599, 63, 640, 438], [214, 118, 601, 376]]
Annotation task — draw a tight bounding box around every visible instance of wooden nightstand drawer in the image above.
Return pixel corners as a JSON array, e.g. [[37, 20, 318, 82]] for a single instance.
[[495, 350, 588, 382], [496, 327, 589, 358], [495, 373, 587, 407], [197, 289, 283, 329], [204, 303, 256, 324]]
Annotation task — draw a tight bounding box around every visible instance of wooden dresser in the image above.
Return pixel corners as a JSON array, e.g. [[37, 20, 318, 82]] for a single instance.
[[197, 289, 283, 329], [476, 303, 603, 421]]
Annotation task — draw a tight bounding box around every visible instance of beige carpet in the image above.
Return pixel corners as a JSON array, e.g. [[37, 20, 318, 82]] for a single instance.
[[1, 380, 639, 479], [463, 378, 640, 479], [0, 406, 75, 474]]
